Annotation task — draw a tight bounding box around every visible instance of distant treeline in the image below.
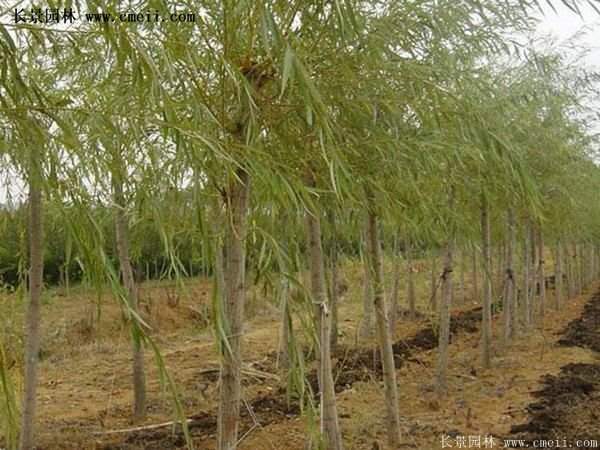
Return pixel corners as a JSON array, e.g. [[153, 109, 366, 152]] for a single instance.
[[1, 201, 436, 289], [0, 203, 206, 288]]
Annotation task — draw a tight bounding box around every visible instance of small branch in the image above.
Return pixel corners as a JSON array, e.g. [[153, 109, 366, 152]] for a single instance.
[[94, 419, 194, 435]]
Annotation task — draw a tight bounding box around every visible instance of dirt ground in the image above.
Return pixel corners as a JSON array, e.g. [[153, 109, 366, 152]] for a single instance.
[[3, 262, 599, 449], [507, 290, 600, 448]]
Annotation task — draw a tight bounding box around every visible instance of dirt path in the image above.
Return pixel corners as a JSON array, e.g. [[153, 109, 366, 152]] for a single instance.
[[505, 290, 600, 448]]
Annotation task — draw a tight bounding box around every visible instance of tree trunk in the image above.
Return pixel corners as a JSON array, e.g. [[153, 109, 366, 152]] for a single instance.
[[530, 225, 539, 323], [481, 195, 493, 369], [499, 244, 507, 294], [577, 243, 583, 294], [328, 214, 339, 349], [460, 248, 466, 304], [306, 209, 344, 450], [472, 247, 479, 305], [555, 240, 563, 310], [566, 242, 574, 299], [436, 193, 454, 394], [588, 243, 595, 288], [359, 228, 374, 338], [537, 227, 546, 322], [389, 234, 402, 334], [406, 242, 416, 318], [503, 209, 515, 342], [277, 276, 291, 372], [19, 158, 44, 450], [573, 243, 581, 295], [217, 171, 250, 450], [522, 223, 532, 329], [430, 250, 438, 311], [366, 209, 401, 447], [112, 172, 146, 422]]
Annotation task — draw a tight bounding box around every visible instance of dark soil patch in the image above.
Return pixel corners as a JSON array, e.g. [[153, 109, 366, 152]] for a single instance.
[[506, 292, 600, 448], [328, 306, 482, 392], [99, 394, 301, 449], [558, 292, 600, 352], [98, 305, 485, 448]]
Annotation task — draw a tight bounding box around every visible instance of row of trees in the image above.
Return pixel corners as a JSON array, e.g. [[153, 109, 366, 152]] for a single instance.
[[1, 0, 600, 449]]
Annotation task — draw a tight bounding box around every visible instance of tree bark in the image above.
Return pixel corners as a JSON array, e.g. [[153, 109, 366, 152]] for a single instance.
[[306, 209, 344, 450], [503, 209, 516, 342], [573, 242, 581, 295], [555, 240, 563, 310], [328, 214, 339, 349], [406, 242, 416, 318], [588, 245, 592, 285], [471, 247, 479, 305], [481, 195, 493, 369], [277, 276, 291, 372], [112, 160, 146, 423], [217, 171, 250, 450], [566, 242, 575, 299], [366, 209, 401, 447], [359, 228, 374, 338], [460, 248, 466, 305], [537, 227, 546, 322], [436, 192, 455, 394], [19, 156, 44, 450], [577, 243, 584, 292], [430, 250, 438, 311], [530, 225, 539, 323], [389, 234, 402, 334], [522, 223, 532, 329]]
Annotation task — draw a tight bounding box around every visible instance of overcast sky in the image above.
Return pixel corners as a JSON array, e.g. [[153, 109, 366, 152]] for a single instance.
[[536, 2, 600, 69]]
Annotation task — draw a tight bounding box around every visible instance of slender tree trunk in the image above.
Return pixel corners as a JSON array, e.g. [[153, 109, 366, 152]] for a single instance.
[[537, 227, 546, 322], [555, 240, 563, 310], [566, 243, 574, 299], [277, 276, 291, 372], [460, 248, 466, 304], [597, 246, 600, 279], [366, 209, 401, 447], [306, 209, 344, 450], [406, 242, 416, 318], [328, 214, 339, 349], [472, 247, 479, 304], [587, 245, 592, 285], [65, 264, 70, 296], [481, 195, 493, 369], [573, 242, 581, 295], [112, 167, 146, 422], [360, 228, 374, 338], [503, 209, 515, 342], [530, 225, 539, 323], [430, 250, 438, 311], [494, 244, 504, 296], [436, 192, 455, 394], [522, 224, 531, 329], [19, 158, 44, 450], [217, 171, 250, 450], [578, 243, 585, 291], [389, 234, 402, 334]]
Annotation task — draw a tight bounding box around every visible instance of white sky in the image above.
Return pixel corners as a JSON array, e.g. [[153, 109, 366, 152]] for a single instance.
[[535, 2, 600, 69], [535, 2, 600, 156]]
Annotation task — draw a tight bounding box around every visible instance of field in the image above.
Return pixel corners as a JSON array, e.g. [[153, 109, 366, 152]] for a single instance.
[[2, 1, 600, 449], [3, 257, 599, 449]]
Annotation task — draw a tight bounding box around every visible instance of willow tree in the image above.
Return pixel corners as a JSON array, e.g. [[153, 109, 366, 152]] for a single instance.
[[152, 0, 370, 445], [0, 25, 66, 448]]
